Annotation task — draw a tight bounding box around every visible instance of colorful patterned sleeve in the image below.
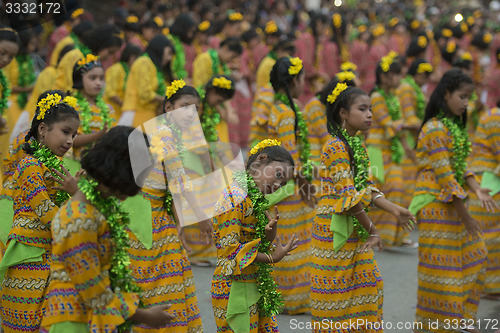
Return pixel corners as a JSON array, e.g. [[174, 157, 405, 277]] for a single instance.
[[486, 109, 500, 176], [422, 120, 468, 202], [213, 188, 260, 276], [268, 104, 299, 165], [371, 93, 404, 138], [397, 83, 420, 127], [51, 203, 139, 331], [137, 58, 158, 104]]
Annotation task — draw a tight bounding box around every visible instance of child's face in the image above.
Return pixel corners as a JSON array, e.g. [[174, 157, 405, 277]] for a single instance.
[[0, 40, 18, 69], [251, 159, 294, 195], [165, 95, 201, 130], [383, 72, 402, 90], [39, 117, 80, 157], [444, 83, 474, 117], [162, 46, 173, 66], [219, 47, 239, 65], [205, 90, 226, 107], [82, 66, 105, 97], [27, 36, 38, 53], [142, 28, 157, 42], [341, 94, 372, 133], [99, 46, 120, 63], [414, 73, 429, 87]]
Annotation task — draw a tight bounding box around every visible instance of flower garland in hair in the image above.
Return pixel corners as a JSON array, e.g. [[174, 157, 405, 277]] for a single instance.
[[233, 169, 284, 316], [119, 62, 130, 91], [78, 177, 142, 333], [375, 86, 403, 164], [197, 87, 220, 143], [0, 69, 11, 116], [75, 91, 112, 134], [402, 75, 426, 120], [274, 92, 313, 182], [208, 49, 231, 76], [437, 111, 471, 186], [69, 32, 91, 56], [16, 54, 36, 109], [170, 34, 187, 80]]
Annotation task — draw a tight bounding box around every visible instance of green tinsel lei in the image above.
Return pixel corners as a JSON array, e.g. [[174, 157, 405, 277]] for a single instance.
[[16, 55, 36, 109], [75, 92, 112, 134], [70, 32, 91, 56], [402, 75, 426, 120], [0, 69, 11, 116], [437, 112, 471, 187], [208, 48, 231, 76], [233, 170, 284, 316], [170, 34, 187, 80], [119, 62, 130, 91], [274, 93, 314, 182], [340, 129, 370, 241], [78, 177, 143, 333], [30, 140, 70, 206], [375, 87, 403, 164]]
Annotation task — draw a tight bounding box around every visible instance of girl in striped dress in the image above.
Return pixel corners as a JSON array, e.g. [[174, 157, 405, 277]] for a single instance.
[[411, 69, 495, 332], [311, 83, 415, 333]]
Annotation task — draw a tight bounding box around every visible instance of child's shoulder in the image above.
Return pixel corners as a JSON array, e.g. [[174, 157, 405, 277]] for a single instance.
[[214, 184, 249, 216], [17, 154, 43, 172]]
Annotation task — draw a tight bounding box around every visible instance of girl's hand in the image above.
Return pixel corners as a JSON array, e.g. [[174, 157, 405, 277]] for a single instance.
[[176, 224, 191, 253], [133, 304, 175, 328], [392, 206, 416, 231], [297, 175, 317, 208], [227, 108, 239, 125], [264, 206, 279, 242], [272, 234, 299, 263], [404, 147, 417, 164], [198, 218, 213, 245], [463, 216, 483, 239], [50, 166, 79, 196], [358, 232, 384, 254], [475, 188, 499, 213]]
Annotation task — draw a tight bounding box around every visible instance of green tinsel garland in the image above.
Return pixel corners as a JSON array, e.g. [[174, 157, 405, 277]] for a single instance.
[[402, 75, 426, 120], [208, 48, 231, 76], [78, 177, 143, 333], [170, 34, 187, 80], [30, 140, 70, 206], [75, 92, 112, 134], [233, 170, 284, 316], [438, 112, 471, 187], [0, 69, 11, 116], [69, 32, 91, 56], [16, 55, 36, 109], [375, 87, 403, 164], [119, 62, 130, 91], [274, 93, 314, 182]]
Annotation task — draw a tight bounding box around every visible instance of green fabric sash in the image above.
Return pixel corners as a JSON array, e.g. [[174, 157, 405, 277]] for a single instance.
[[0, 198, 14, 244], [330, 214, 354, 253], [367, 146, 385, 183], [481, 171, 500, 197], [184, 150, 206, 175], [0, 240, 44, 284], [264, 179, 295, 208], [227, 281, 262, 333], [408, 193, 437, 216], [49, 321, 88, 333], [124, 194, 153, 250]]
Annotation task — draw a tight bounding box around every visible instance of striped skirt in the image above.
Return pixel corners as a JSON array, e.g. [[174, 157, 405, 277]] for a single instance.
[[415, 201, 487, 332]]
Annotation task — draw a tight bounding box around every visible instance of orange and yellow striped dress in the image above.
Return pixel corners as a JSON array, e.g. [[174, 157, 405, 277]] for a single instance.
[[468, 107, 500, 294], [414, 118, 487, 332], [367, 90, 408, 246], [267, 101, 314, 314], [249, 83, 274, 147], [103, 62, 127, 119]]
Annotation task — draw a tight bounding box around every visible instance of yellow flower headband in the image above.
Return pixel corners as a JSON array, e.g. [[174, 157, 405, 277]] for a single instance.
[[417, 35, 428, 48], [446, 40, 456, 53], [416, 63, 433, 74], [461, 52, 472, 60], [372, 25, 385, 37], [332, 14, 342, 28], [166, 79, 187, 99], [358, 25, 367, 33], [212, 77, 232, 90], [37, 94, 77, 120], [77, 54, 100, 67], [442, 28, 453, 38], [162, 27, 170, 35], [467, 16, 475, 26], [265, 21, 278, 34], [389, 17, 399, 27], [460, 22, 468, 32], [380, 51, 398, 72], [199, 21, 210, 31], [228, 12, 243, 21], [483, 33, 492, 44], [126, 16, 138, 24], [71, 8, 84, 19], [336, 71, 356, 82], [114, 31, 125, 40], [288, 57, 303, 76], [327, 82, 348, 104], [411, 20, 421, 30], [250, 139, 281, 155], [341, 62, 357, 71], [473, 10, 482, 18], [154, 16, 164, 27]]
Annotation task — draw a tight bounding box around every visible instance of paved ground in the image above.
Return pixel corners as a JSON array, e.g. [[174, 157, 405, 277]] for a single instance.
[[191, 230, 500, 332]]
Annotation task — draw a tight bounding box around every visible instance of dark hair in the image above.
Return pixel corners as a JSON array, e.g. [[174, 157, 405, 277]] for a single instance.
[[375, 59, 402, 86], [124, 17, 140, 33], [81, 126, 145, 196], [163, 84, 200, 110], [471, 31, 491, 50], [81, 24, 123, 54], [205, 75, 236, 100], [452, 23, 465, 39], [73, 20, 95, 39], [72, 58, 102, 90], [452, 57, 472, 70], [406, 35, 428, 58], [220, 37, 243, 55], [325, 86, 368, 175], [120, 43, 142, 63], [272, 38, 295, 55], [497, 47, 500, 65], [142, 18, 162, 30], [246, 145, 295, 169], [170, 13, 196, 44], [23, 90, 80, 154], [408, 58, 432, 76], [0, 25, 20, 44], [242, 28, 260, 44], [420, 69, 473, 131], [57, 44, 75, 66], [145, 34, 175, 80], [441, 41, 458, 65], [331, 13, 347, 56], [17, 29, 34, 55], [310, 13, 328, 38], [270, 57, 304, 133], [319, 77, 356, 105]]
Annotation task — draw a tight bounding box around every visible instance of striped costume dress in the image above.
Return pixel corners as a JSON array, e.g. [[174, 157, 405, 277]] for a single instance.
[[1, 130, 27, 200], [1, 156, 59, 332], [249, 83, 274, 147], [211, 185, 279, 332], [468, 107, 500, 294], [367, 91, 409, 246], [414, 118, 487, 332], [311, 137, 384, 333], [128, 125, 203, 332], [267, 101, 314, 314], [40, 200, 140, 332]]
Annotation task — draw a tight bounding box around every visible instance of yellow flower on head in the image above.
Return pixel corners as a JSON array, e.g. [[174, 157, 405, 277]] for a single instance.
[[446, 40, 456, 53], [228, 12, 243, 21], [154, 16, 164, 28], [442, 28, 453, 38], [380, 51, 398, 72], [327, 83, 348, 104], [265, 21, 278, 34], [114, 31, 125, 40], [467, 16, 475, 26], [340, 62, 357, 71], [460, 22, 468, 32], [199, 21, 210, 31], [461, 52, 472, 60], [358, 25, 367, 34], [473, 10, 481, 18], [37, 93, 62, 120], [483, 33, 492, 44], [389, 17, 399, 27], [126, 16, 138, 23], [426, 30, 434, 40], [411, 20, 421, 30], [332, 14, 342, 28], [162, 27, 169, 35], [71, 8, 84, 19], [166, 79, 187, 99], [416, 63, 433, 74], [288, 57, 303, 76], [212, 77, 232, 90], [372, 25, 385, 37], [336, 71, 356, 82], [77, 54, 99, 67], [250, 139, 281, 155], [62, 96, 77, 108], [417, 36, 428, 48]]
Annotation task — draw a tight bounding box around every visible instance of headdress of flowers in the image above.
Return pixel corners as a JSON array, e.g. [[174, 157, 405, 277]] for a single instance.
[[358, 25, 367, 33], [417, 62, 433, 74], [77, 54, 101, 70], [71, 8, 84, 19], [36, 93, 77, 120], [336, 71, 356, 83], [228, 12, 243, 21], [212, 76, 232, 90], [327, 82, 348, 104], [389, 17, 399, 27], [380, 51, 398, 72], [341, 62, 357, 71], [166, 79, 187, 99], [126, 15, 138, 23], [460, 22, 468, 32], [446, 40, 456, 53], [265, 21, 278, 34], [332, 14, 342, 28], [442, 28, 453, 38], [411, 20, 421, 30], [372, 25, 385, 37], [467, 16, 475, 26], [199, 21, 210, 31], [461, 52, 472, 61], [483, 32, 492, 44], [250, 139, 281, 155], [288, 57, 303, 76], [154, 16, 164, 28], [417, 35, 428, 48]]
